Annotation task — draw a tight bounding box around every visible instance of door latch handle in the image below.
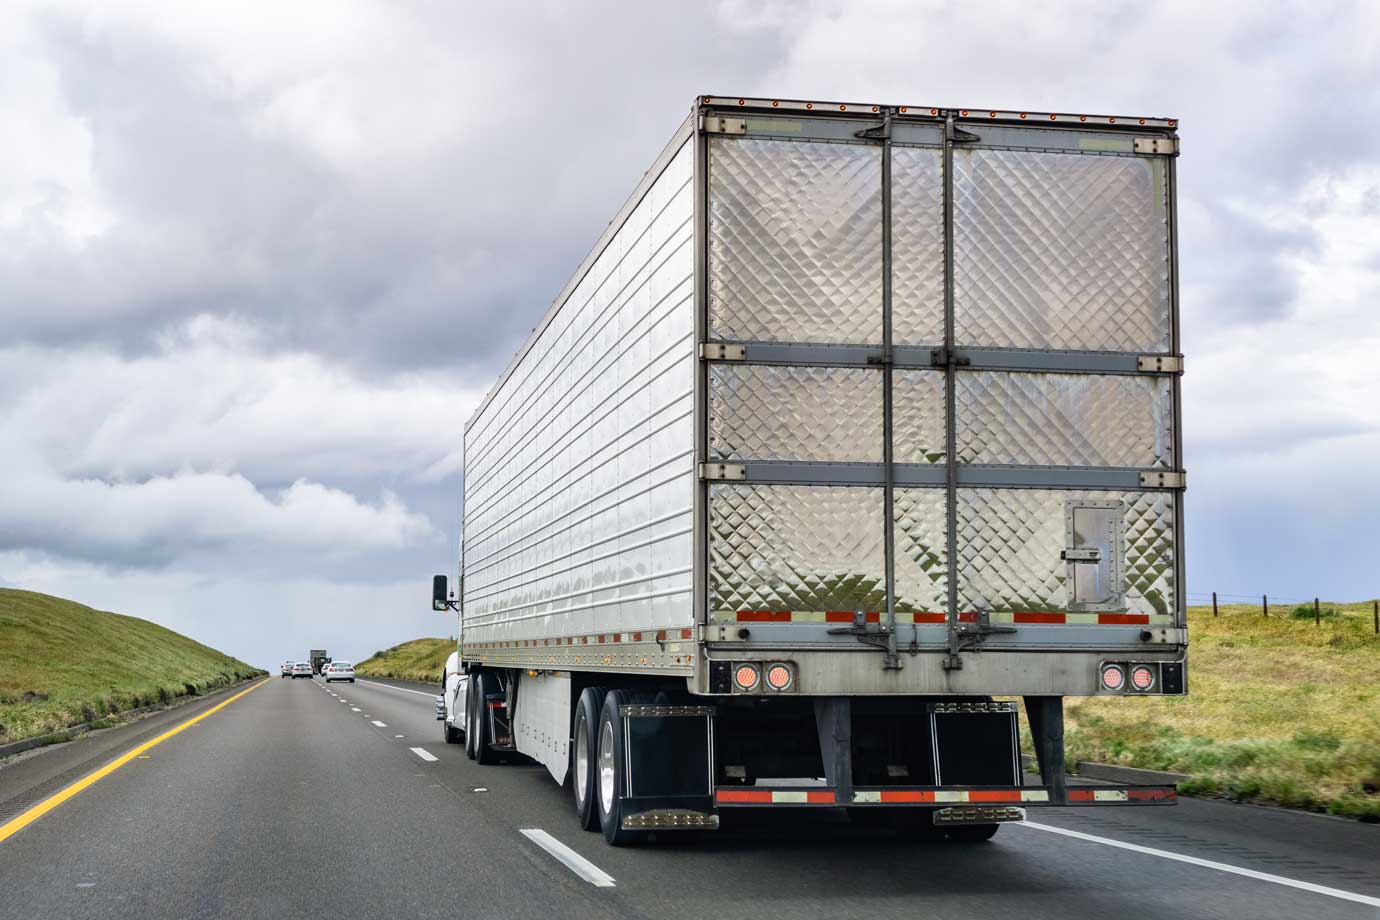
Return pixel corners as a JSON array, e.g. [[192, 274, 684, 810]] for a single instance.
[[1061, 548, 1102, 563]]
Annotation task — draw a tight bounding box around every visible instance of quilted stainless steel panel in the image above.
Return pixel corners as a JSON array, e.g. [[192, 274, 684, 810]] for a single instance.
[[890, 146, 946, 345], [709, 485, 885, 614], [956, 489, 1176, 621], [708, 137, 882, 344], [709, 365, 882, 463], [953, 149, 1170, 352], [892, 370, 947, 465], [957, 372, 1172, 468], [893, 488, 948, 614]]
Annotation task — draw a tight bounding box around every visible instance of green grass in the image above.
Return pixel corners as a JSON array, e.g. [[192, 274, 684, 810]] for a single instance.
[[355, 638, 453, 683], [1065, 601, 1380, 821], [0, 589, 263, 744]]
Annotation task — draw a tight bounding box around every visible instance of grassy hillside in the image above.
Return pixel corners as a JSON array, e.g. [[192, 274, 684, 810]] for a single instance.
[[355, 638, 452, 683], [0, 589, 263, 744], [1065, 601, 1380, 820]]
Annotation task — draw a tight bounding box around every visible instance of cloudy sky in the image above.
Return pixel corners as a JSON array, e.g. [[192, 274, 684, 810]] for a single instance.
[[3, 1, 1377, 667]]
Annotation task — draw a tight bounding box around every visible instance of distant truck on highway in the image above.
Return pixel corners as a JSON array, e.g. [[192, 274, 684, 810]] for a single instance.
[[309, 650, 329, 675], [434, 94, 1187, 846]]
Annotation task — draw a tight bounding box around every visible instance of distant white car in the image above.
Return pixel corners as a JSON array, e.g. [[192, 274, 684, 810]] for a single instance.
[[323, 661, 355, 683], [290, 661, 312, 678], [281, 661, 293, 678]]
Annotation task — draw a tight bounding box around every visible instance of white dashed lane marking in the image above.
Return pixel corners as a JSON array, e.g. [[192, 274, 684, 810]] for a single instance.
[[371, 721, 387, 727], [1018, 823, 1380, 909], [520, 828, 616, 888], [350, 707, 361, 712], [409, 747, 438, 762], [355, 678, 438, 697]]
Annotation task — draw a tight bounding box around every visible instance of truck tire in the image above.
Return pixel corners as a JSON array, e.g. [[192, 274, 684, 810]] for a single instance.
[[472, 671, 499, 765], [595, 689, 649, 846], [464, 679, 479, 761], [443, 708, 462, 745], [571, 686, 608, 831], [848, 808, 943, 835]]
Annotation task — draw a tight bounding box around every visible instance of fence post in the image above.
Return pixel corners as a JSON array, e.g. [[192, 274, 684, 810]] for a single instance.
[[1263, 594, 1268, 618], [1314, 597, 1320, 626], [1212, 591, 1218, 617], [1373, 599, 1378, 635]]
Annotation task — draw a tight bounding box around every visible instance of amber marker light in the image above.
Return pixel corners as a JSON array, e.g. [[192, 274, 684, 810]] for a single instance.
[[734, 663, 761, 692], [765, 664, 794, 692]]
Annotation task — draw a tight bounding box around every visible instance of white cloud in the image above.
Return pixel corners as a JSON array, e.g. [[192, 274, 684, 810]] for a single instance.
[[1, 315, 480, 485], [0, 315, 475, 564]]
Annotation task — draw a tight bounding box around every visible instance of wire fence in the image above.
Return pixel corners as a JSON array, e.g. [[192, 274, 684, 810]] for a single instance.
[[1185, 591, 1380, 632]]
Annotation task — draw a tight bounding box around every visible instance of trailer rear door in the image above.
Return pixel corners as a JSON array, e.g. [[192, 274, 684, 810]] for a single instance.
[[700, 106, 1183, 657]]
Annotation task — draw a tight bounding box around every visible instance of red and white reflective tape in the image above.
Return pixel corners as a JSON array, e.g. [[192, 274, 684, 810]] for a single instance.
[[715, 786, 1174, 805], [722, 611, 1170, 626], [727, 611, 978, 624], [1069, 787, 1176, 803], [852, 788, 1050, 804], [715, 789, 837, 805]]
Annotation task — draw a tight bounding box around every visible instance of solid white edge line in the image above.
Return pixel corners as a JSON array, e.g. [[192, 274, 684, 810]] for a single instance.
[[354, 678, 439, 697], [409, 747, 438, 762], [1018, 822, 1380, 908], [519, 828, 616, 888]]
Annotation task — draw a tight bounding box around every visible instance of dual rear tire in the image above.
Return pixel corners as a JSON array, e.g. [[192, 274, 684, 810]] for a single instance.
[[571, 687, 647, 846], [466, 671, 499, 764]]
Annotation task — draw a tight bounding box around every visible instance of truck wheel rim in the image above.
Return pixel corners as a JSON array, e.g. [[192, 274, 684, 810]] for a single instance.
[[598, 721, 615, 814], [575, 715, 589, 803]]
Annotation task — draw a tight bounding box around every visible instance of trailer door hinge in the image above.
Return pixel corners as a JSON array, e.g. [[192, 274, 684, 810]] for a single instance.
[[1140, 470, 1187, 489], [1134, 136, 1179, 156], [699, 342, 746, 361], [703, 116, 747, 135], [929, 346, 970, 367], [1137, 354, 1184, 373], [700, 462, 746, 482]]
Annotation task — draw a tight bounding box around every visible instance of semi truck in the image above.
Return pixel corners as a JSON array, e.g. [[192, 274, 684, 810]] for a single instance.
[[433, 94, 1186, 846]]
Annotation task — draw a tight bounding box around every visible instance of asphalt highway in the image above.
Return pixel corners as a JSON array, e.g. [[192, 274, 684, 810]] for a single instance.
[[1, 674, 1377, 919]]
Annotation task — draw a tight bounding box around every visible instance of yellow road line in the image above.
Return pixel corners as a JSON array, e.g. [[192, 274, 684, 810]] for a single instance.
[[0, 677, 273, 844]]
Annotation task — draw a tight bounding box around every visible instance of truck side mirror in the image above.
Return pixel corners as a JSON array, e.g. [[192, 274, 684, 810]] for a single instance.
[[432, 574, 449, 611]]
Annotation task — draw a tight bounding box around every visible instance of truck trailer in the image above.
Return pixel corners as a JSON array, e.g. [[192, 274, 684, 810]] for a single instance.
[[309, 649, 329, 675], [434, 94, 1186, 846]]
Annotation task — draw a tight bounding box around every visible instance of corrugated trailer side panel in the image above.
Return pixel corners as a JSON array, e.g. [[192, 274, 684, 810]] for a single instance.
[[462, 136, 697, 673]]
